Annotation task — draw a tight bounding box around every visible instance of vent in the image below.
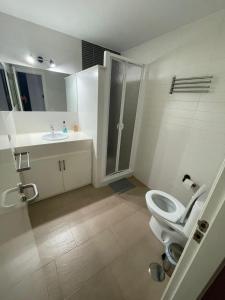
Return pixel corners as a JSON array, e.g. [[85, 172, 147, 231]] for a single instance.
[[82, 40, 120, 70]]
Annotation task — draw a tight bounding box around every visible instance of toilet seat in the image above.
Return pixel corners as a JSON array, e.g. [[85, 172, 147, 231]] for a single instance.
[[146, 190, 185, 223]]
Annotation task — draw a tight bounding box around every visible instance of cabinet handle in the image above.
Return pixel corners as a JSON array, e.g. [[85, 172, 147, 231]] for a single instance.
[[58, 160, 62, 171], [63, 160, 66, 171]]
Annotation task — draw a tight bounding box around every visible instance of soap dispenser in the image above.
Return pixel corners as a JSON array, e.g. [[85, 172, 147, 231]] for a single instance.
[[62, 121, 68, 133]]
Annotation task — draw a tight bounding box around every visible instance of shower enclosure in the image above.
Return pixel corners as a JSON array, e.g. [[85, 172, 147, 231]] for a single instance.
[[103, 52, 143, 180]]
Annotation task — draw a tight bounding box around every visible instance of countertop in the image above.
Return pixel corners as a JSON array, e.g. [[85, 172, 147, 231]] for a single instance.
[[13, 131, 92, 148]]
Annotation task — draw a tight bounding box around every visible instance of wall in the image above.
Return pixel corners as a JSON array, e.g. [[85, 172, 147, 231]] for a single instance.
[[0, 12, 82, 133], [124, 10, 225, 205], [0, 12, 82, 74], [12, 111, 78, 134]]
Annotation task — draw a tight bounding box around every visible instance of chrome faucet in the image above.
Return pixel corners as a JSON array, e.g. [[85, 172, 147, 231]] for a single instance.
[[50, 125, 55, 137]]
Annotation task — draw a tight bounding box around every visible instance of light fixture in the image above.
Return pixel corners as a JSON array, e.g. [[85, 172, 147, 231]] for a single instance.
[[49, 59, 56, 68], [26, 55, 35, 64], [26, 54, 56, 68], [37, 56, 44, 63]]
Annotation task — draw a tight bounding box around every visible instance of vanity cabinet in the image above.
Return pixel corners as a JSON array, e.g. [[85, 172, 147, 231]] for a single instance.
[[23, 150, 92, 200], [62, 151, 92, 192]]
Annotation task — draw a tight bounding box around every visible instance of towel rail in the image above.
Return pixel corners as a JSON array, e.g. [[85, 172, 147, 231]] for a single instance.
[[170, 75, 213, 94], [14, 152, 31, 172]]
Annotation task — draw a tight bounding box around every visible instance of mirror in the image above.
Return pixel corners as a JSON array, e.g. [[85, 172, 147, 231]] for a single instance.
[[0, 62, 77, 112]]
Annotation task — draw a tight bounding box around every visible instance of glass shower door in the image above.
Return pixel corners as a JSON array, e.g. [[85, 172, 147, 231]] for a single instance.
[[106, 56, 143, 176], [106, 59, 124, 175], [118, 63, 142, 171]]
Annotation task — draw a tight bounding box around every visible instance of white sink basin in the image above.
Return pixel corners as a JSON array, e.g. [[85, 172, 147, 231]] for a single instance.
[[42, 132, 69, 141]]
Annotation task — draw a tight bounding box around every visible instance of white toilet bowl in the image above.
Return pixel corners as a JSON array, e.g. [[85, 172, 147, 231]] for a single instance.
[[145, 185, 207, 246], [146, 190, 185, 223]]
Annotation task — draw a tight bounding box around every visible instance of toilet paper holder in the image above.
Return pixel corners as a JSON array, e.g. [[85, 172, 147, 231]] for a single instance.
[[182, 174, 197, 190]]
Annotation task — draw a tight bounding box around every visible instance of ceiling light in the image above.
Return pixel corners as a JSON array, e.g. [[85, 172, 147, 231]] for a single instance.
[[26, 55, 35, 64]]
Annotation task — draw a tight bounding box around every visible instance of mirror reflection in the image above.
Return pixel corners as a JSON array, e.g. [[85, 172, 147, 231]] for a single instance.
[[0, 63, 12, 111], [0, 63, 76, 112]]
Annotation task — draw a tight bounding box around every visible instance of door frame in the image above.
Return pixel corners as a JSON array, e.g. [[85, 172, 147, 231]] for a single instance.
[[12, 65, 48, 111], [0, 62, 14, 110], [101, 51, 144, 183], [162, 158, 225, 300]]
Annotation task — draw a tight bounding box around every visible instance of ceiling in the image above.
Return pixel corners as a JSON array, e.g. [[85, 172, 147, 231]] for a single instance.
[[0, 0, 225, 51]]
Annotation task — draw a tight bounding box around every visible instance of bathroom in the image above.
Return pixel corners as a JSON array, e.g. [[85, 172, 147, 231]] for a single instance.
[[1, 1, 225, 299]]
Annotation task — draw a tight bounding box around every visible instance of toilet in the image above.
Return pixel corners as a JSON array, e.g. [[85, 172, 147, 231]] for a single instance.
[[145, 185, 207, 246]]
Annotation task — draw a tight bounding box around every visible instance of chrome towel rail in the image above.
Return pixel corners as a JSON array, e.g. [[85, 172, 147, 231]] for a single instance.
[[170, 75, 213, 94], [14, 152, 31, 172]]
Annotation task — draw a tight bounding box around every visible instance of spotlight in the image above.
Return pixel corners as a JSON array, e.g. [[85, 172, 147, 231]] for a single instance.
[[26, 55, 35, 64], [37, 56, 44, 63], [50, 59, 56, 68]]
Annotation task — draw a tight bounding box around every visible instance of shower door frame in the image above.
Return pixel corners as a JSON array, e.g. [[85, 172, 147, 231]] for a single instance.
[[101, 51, 145, 184]]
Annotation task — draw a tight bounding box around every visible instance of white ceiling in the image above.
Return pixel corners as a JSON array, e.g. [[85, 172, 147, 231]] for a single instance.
[[0, 0, 225, 51]]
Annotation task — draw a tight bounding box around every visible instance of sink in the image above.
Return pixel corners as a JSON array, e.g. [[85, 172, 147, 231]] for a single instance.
[[42, 132, 69, 141]]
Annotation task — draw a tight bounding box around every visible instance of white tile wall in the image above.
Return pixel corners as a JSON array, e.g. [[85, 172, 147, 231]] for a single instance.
[[124, 10, 225, 205]]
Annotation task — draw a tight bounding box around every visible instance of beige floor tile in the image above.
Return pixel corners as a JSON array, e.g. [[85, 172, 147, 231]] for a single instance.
[[5, 261, 65, 300], [62, 185, 114, 214], [119, 186, 149, 211], [35, 224, 76, 265], [110, 210, 151, 251], [5, 268, 49, 300], [29, 194, 63, 218], [67, 194, 120, 223], [128, 176, 146, 187], [56, 230, 122, 299], [27, 180, 167, 300], [70, 201, 136, 245], [110, 235, 167, 300], [42, 261, 64, 300], [67, 267, 125, 300], [33, 214, 71, 240]]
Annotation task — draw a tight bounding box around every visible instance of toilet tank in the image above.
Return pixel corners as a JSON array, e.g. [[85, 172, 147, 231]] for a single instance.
[[182, 193, 207, 238]]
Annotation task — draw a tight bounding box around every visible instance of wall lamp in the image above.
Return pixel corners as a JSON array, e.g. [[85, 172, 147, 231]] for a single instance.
[[26, 55, 56, 68]]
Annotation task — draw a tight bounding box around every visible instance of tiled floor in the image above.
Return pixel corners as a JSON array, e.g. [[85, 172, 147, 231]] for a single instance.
[[28, 177, 168, 300]]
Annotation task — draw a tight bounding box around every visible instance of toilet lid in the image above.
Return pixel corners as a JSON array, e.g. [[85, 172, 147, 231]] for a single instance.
[[146, 190, 185, 223]]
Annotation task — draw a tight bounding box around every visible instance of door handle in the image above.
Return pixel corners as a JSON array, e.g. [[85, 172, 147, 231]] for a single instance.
[[1, 182, 39, 208], [20, 183, 39, 203], [63, 160, 66, 171], [116, 123, 124, 130], [58, 160, 62, 171], [197, 219, 209, 233], [193, 219, 209, 244]]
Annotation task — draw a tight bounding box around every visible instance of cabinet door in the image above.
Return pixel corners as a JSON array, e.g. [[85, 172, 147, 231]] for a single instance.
[[63, 151, 92, 192], [23, 156, 64, 200]]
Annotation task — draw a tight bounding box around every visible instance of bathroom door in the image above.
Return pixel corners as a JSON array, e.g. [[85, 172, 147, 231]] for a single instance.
[[0, 113, 41, 299], [162, 158, 225, 300], [106, 55, 143, 176]]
